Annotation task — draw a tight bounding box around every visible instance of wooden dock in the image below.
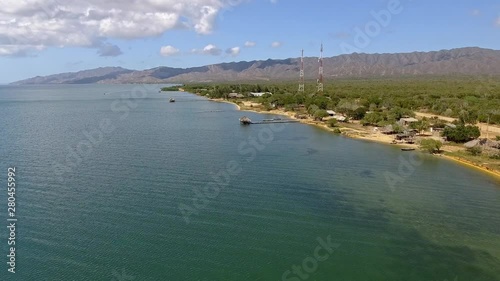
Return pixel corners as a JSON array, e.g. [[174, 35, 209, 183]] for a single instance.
[[250, 120, 300, 124], [240, 116, 300, 125]]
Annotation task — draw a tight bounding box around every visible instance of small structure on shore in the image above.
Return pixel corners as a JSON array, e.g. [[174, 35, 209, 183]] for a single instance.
[[399, 117, 419, 126], [326, 110, 336, 116], [333, 115, 347, 122], [381, 125, 395, 134], [250, 92, 272, 97], [228, 93, 245, 98]]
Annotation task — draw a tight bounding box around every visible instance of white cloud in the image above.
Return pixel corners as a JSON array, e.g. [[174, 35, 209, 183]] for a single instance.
[[160, 45, 180, 56], [0, 0, 244, 56], [271, 41, 282, 48], [192, 44, 222, 55], [225, 46, 240, 56], [244, 41, 256, 47], [496, 17, 500, 27], [97, 43, 123, 57]]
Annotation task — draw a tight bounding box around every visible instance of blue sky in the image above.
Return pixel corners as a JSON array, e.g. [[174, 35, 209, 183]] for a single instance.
[[0, 0, 499, 83]]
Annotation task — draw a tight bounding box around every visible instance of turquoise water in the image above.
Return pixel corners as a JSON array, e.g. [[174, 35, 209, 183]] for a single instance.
[[0, 84, 499, 281]]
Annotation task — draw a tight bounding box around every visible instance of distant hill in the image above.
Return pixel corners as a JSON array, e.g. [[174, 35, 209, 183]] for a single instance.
[[11, 47, 500, 84]]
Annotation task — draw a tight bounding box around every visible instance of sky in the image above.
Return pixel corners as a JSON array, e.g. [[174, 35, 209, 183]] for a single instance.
[[0, 0, 499, 83]]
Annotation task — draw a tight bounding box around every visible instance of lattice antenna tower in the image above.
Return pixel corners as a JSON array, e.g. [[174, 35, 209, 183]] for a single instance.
[[317, 43, 324, 93], [298, 49, 305, 92]]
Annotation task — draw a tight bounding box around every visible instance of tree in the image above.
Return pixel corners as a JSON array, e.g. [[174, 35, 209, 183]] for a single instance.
[[361, 112, 385, 126], [443, 125, 480, 143], [347, 107, 367, 120], [459, 110, 478, 124], [327, 118, 338, 127], [314, 110, 329, 121], [420, 139, 443, 154], [308, 105, 319, 115], [410, 119, 430, 134]]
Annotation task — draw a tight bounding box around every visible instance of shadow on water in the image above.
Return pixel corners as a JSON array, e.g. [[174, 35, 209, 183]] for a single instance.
[[263, 169, 500, 281], [359, 169, 375, 178]]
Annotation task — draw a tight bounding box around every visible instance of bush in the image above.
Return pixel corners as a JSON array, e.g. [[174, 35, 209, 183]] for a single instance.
[[333, 128, 342, 134], [489, 153, 500, 160], [466, 146, 482, 156], [496, 136, 500, 141], [327, 118, 338, 127], [314, 110, 329, 121]]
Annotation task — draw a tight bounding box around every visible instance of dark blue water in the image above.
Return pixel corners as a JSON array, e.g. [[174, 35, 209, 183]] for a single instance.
[[0, 84, 499, 281]]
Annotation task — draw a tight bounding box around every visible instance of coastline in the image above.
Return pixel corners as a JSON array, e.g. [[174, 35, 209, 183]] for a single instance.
[[207, 96, 500, 179], [441, 155, 500, 179]]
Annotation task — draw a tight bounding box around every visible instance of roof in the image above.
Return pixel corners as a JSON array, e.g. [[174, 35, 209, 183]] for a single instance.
[[326, 110, 336, 115], [382, 124, 394, 132], [228, 93, 245, 98], [464, 139, 480, 148], [400, 117, 419, 122], [250, 92, 272, 97]]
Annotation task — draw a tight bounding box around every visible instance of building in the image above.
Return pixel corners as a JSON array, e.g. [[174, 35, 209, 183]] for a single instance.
[[249, 92, 272, 97], [399, 117, 419, 126], [326, 110, 336, 116], [228, 93, 245, 98], [334, 115, 347, 122]]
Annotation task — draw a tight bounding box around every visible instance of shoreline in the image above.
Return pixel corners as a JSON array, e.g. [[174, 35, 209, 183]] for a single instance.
[[208, 97, 500, 180], [441, 155, 500, 179]]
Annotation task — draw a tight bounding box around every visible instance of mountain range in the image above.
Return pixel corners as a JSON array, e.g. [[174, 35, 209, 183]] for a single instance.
[[11, 47, 500, 85]]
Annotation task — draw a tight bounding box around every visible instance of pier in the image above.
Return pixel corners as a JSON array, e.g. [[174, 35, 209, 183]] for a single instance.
[[250, 120, 301, 124], [239, 116, 300, 125]]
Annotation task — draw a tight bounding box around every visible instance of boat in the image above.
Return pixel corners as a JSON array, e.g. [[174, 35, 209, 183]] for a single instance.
[[169, 98, 175, 103], [239, 116, 252, 125], [401, 148, 415, 151]]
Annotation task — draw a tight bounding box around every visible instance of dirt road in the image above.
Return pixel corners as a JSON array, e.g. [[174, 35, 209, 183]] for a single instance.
[[415, 112, 500, 138]]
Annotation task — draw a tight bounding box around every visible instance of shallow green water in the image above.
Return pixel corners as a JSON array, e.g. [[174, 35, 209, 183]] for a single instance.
[[0, 84, 499, 281]]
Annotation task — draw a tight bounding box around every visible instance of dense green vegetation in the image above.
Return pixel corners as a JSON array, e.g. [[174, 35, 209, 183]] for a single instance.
[[182, 76, 500, 125], [443, 125, 481, 143], [161, 85, 182, 91]]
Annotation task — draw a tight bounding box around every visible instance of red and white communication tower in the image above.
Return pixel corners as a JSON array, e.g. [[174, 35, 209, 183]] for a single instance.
[[298, 49, 305, 92], [317, 43, 324, 93]]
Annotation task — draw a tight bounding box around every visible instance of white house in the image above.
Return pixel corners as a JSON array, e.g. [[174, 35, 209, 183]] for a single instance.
[[326, 110, 336, 116], [249, 92, 272, 97]]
